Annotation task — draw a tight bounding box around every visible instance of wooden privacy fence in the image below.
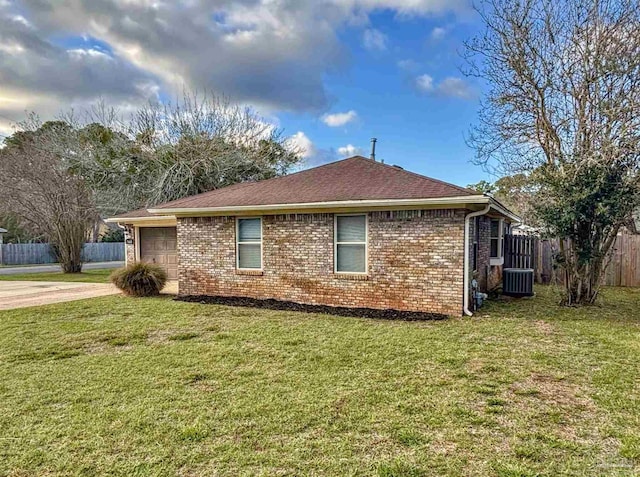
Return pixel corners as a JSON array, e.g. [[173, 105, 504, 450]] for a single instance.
[[535, 233, 640, 287], [602, 233, 640, 287], [504, 234, 538, 269], [0, 242, 124, 266], [81, 243, 125, 263]]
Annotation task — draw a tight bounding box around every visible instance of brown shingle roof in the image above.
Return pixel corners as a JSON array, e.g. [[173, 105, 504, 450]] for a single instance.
[[111, 207, 157, 219], [152, 156, 477, 211]]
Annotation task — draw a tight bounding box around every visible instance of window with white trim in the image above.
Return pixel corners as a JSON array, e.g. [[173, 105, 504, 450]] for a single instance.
[[502, 221, 510, 254], [335, 215, 367, 273], [236, 218, 262, 269], [490, 219, 502, 258]]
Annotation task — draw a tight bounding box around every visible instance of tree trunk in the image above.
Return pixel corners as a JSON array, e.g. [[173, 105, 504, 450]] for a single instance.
[[52, 222, 86, 274], [561, 231, 618, 306], [55, 239, 83, 273], [60, 257, 83, 273], [565, 266, 600, 305]]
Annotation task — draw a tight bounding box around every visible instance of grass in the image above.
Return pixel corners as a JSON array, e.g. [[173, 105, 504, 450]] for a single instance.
[[0, 286, 638, 476], [0, 268, 113, 283]]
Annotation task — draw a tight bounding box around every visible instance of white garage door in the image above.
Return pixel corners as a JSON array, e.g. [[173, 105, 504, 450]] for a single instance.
[[139, 227, 178, 280]]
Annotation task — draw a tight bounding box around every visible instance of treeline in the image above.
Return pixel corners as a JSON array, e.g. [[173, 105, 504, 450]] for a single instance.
[[0, 92, 302, 271]]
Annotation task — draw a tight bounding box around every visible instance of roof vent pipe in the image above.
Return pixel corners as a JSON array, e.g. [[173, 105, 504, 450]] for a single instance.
[[370, 138, 377, 161]]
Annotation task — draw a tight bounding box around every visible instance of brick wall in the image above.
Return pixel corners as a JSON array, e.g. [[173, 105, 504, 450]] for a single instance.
[[469, 216, 504, 293], [124, 225, 135, 264], [176, 209, 466, 316], [472, 215, 491, 291], [479, 217, 492, 289]]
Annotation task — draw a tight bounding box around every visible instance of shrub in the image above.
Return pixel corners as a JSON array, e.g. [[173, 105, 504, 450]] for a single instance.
[[110, 262, 168, 297], [100, 227, 124, 243]]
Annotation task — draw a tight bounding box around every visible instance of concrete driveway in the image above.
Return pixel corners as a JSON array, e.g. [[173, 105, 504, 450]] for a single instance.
[[0, 281, 120, 310], [0, 280, 179, 311]]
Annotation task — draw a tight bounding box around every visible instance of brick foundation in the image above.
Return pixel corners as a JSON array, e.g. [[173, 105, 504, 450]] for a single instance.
[[176, 209, 466, 316]]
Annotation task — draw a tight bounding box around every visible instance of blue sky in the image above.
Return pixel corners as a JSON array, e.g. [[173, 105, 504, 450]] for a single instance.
[[281, 10, 485, 186], [0, 1, 491, 188]]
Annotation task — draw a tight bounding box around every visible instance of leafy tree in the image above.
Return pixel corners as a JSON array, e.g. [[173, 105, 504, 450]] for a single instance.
[[468, 174, 538, 225], [100, 227, 125, 243], [465, 0, 640, 305], [466, 180, 493, 194]]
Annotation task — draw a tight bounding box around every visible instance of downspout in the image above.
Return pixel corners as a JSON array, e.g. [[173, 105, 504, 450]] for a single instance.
[[463, 204, 492, 316]]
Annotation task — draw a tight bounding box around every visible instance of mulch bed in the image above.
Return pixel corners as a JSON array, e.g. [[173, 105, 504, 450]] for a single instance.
[[175, 295, 448, 321]]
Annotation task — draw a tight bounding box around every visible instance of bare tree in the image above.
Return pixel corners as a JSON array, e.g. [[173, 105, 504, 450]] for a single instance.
[[465, 0, 640, 305], [0, 118, 98, 272], [0, 92, 302, 272], [126, 91, 301, 207], [66, 92, 302, 215]]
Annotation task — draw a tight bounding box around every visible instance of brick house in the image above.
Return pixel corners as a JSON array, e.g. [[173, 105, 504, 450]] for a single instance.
[[107, 156, 518, 316]]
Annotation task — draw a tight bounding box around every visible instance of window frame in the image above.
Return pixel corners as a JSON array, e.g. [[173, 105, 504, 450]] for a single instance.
[[490, 218, 505, 265], [334, 213, 368, 275], [236, 217, 263, 271]]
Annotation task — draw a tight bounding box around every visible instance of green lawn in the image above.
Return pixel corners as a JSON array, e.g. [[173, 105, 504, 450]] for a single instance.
[[0, 268, 113, 283], [0, 287, 638, 476]]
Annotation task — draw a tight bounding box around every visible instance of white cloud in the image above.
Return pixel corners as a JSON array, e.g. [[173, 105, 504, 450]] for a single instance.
[[321, 110, 358, 127], [287, 131, 343, 167], [334, 0, 470, 16], [430, 26, 447, 40], [288, 131, 316, 159], [0, 118, 13, 142], [362, 28, 388, 51], [0, 9, 161, 124], [415, 74, 435, 92], [397, 59, 420, 72], [337, 144, 363, 157], [437, 77, 475, 99], [0, 0, 472, 123], [10, 14, 33, 28], [415, 74, 475, 99]]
